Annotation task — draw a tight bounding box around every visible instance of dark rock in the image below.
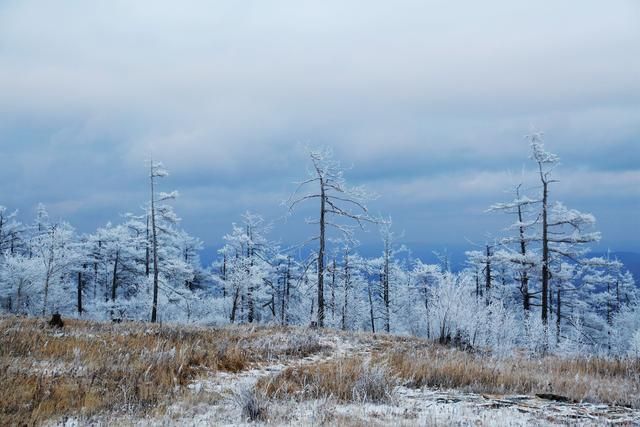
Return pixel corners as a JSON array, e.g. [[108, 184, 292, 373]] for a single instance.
[[48, 313, 64, 328], [535, 393, 574, 403]]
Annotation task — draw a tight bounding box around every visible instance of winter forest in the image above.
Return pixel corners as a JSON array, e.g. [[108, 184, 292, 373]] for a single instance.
[[2, 134, 638, 358], [3, 2, 640, 425]]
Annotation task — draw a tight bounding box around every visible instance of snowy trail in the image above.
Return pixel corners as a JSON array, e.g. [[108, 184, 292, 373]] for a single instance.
[[186, 334, 366, 396], [147, 334, 640, 426]]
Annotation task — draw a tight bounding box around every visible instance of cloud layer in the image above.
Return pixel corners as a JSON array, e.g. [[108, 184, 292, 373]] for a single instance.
[[1, 1, 639, 251]]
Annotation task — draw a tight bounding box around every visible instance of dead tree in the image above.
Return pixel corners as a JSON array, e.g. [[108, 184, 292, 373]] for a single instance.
[[148, 160, 178, 323], [287, 148, 379, 328], [530, 132, 559, 326]]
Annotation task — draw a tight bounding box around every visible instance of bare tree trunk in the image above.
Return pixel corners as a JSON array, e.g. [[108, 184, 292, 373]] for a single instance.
[[424, 281, 430, 339], [221, 254, 227, 298], [556, 287, 561, 345], [341, 250, 349, 331], [331, 258, 336, 323], [42, 275, 50, 316], [184, 249, 192, 291], [608, 281, 613, 326], [42, 228, 55, 316], [248, 285, 255, 323], [247, 227, 255, 323], [317, 183, 326, 327], [111, 250, 119, 302], [145, 215, 150, 277], [485, 245, 492, 306], [150, 166, 160, 323], [541, 179, 549, 326], [94, 241, 100, 300], [77, 271, 83, 315], [281, 257, 291, 325], [517, 200, 531, 313], [230, 287, 239, 323], [368, 280, 375, 333], [549, 284, 553, 322], [383, 241, 390, 333], [310, 296, 315, 324]]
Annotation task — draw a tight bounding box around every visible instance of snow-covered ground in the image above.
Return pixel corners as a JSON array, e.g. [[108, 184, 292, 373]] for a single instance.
[[52, 332, 639, 426]]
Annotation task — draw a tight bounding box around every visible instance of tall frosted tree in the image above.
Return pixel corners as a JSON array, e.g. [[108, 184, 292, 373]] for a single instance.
[[148, 160, 178, 323], [287, 148, 378, 327], [529, 132, 558, 326]]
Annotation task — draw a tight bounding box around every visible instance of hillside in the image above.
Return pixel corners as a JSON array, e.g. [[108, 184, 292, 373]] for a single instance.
[[1, 316, 639, 426]]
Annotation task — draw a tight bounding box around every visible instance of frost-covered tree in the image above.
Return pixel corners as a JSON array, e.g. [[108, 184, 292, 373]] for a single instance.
[[0, 206, 23, 256], [488, 184, 539, 314], [26, 206, 80, 315], [148, 160, 179, 322], [87, 223, 145, 319], [287, 148, 379, 327], [379, 223, 394, 333], [0, 252, 40, 313], [529, 132, 559, 326], [217, 212, 273, 324]]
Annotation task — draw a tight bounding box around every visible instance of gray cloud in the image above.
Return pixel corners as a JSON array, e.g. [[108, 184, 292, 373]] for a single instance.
[[0, 0, 638, 252]]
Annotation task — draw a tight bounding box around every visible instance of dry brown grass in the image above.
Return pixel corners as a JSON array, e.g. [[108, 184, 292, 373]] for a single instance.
[[0, 315, 323, 426], [3, 314, 638, 426], [257, 357, 395, 403], [380, 344, 640, 408], [258, 331, 640, 409]]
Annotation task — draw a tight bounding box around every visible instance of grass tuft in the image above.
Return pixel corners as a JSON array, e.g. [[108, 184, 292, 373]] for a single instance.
[[257, 357, 395, 403]]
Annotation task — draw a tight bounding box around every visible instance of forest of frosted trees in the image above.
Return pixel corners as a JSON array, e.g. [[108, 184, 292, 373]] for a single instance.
[[1, 135, 639, 357]]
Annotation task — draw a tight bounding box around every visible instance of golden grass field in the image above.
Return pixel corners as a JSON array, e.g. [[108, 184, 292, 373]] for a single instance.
[[1, 315, 638, 426]]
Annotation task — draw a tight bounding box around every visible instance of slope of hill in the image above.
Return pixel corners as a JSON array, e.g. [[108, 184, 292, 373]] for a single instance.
[[2, 316, 639, 426]]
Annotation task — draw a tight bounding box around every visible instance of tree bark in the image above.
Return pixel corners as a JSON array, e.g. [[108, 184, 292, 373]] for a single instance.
[[485, 245, 492, 306], [556, 287, 561, 345], [317, 182, 326, 327], [150, 165, 160, 323], [77, 271, 83, 315], [383, 241, 390, 333], [368, 280, 376, 333], [145, 215, 150, 277], [517, 200, 531, 313], [111, 250, 119, 302], [230, 287, 239, 323], [341, 250, 349, 331], [541, 179, 549, 326]]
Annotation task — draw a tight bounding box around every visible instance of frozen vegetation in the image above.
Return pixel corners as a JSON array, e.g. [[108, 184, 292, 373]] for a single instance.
[[1, 137, 639, 425], [1, 316, 638, 426]]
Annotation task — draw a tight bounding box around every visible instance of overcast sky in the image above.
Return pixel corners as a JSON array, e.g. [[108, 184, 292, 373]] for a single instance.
[[1, 1, 639, 255]]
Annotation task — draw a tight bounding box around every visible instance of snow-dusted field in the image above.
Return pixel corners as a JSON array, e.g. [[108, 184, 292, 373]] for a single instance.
[[30, 328, 638, 427], [1, 316, 638, 426]]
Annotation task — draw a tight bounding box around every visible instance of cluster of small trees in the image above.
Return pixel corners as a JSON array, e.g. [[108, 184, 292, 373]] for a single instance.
[[1, 138, 638, 356], [0, 162, 207, 323]]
